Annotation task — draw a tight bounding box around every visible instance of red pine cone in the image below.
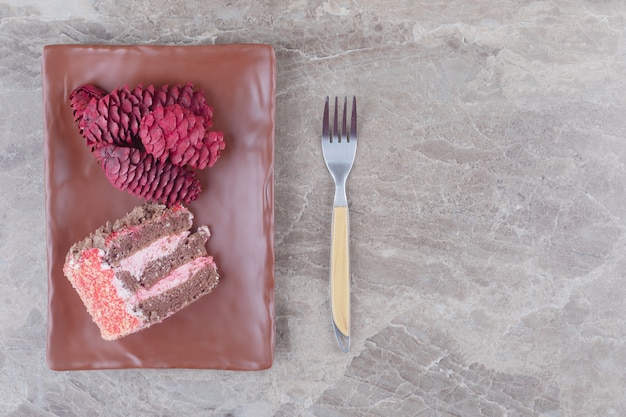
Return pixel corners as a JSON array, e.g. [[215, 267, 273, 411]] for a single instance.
[[68, 83, 225, 206], [78, 86, 143, 149], [139, 104, 225, 169], [69, 85, 108, 147], [96, 145, 201, 206], [145, 84, 214, 125], [69, 85, 107, 123]]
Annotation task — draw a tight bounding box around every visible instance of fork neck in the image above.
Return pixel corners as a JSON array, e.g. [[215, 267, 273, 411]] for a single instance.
[[333, 180, 348, 207]]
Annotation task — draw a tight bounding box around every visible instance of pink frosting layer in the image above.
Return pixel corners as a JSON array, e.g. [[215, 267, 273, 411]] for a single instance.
[[117, 231, 190, 280], [130, 256, 215, 303]]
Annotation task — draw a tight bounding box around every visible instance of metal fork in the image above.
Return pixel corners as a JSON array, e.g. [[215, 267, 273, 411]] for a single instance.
[[322, 96, 357, 352]]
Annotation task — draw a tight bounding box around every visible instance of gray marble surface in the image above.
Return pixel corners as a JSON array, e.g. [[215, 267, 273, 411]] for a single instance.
[[1, 0, 625, 416]]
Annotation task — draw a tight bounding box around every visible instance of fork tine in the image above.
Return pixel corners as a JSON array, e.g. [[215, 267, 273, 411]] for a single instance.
[[350, 96, 357, 142], [333, 96, 339, 143], [323, 96, 330, 140], [340, 96, 348, 142], [342, 96, 348, 143]]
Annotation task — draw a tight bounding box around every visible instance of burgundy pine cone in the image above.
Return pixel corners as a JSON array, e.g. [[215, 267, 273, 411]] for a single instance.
[[139, 104, 225, 169], [69, 83, 224, 205], [96, 145, 201, 206]]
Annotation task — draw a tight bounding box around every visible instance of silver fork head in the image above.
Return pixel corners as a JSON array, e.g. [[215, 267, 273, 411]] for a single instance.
[[322, 96, 358, 197], [323, 96, 357, 144]]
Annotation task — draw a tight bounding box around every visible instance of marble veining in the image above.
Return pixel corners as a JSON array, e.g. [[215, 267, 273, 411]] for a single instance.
[[1, 1, 626, 416]]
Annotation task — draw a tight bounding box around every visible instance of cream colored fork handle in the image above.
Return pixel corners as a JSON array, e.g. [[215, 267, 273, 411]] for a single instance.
[[330, 205, 350, 352]]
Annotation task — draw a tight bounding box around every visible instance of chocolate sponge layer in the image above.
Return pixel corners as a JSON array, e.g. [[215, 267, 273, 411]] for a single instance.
[[135, 265, 219, 324], [66, 204, 193, 266], [104, 204, 193, 264], [117, 227, 211, 292]]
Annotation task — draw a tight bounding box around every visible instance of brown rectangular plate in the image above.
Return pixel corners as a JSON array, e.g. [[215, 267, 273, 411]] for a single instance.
[[43, 44, 275, 370]]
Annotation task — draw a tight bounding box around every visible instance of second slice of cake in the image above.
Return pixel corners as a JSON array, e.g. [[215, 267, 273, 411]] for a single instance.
[[63, 203, 219, 340]]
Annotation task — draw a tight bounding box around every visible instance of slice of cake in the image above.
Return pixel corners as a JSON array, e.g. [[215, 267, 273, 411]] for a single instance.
[[63, 203, 219, 340]]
